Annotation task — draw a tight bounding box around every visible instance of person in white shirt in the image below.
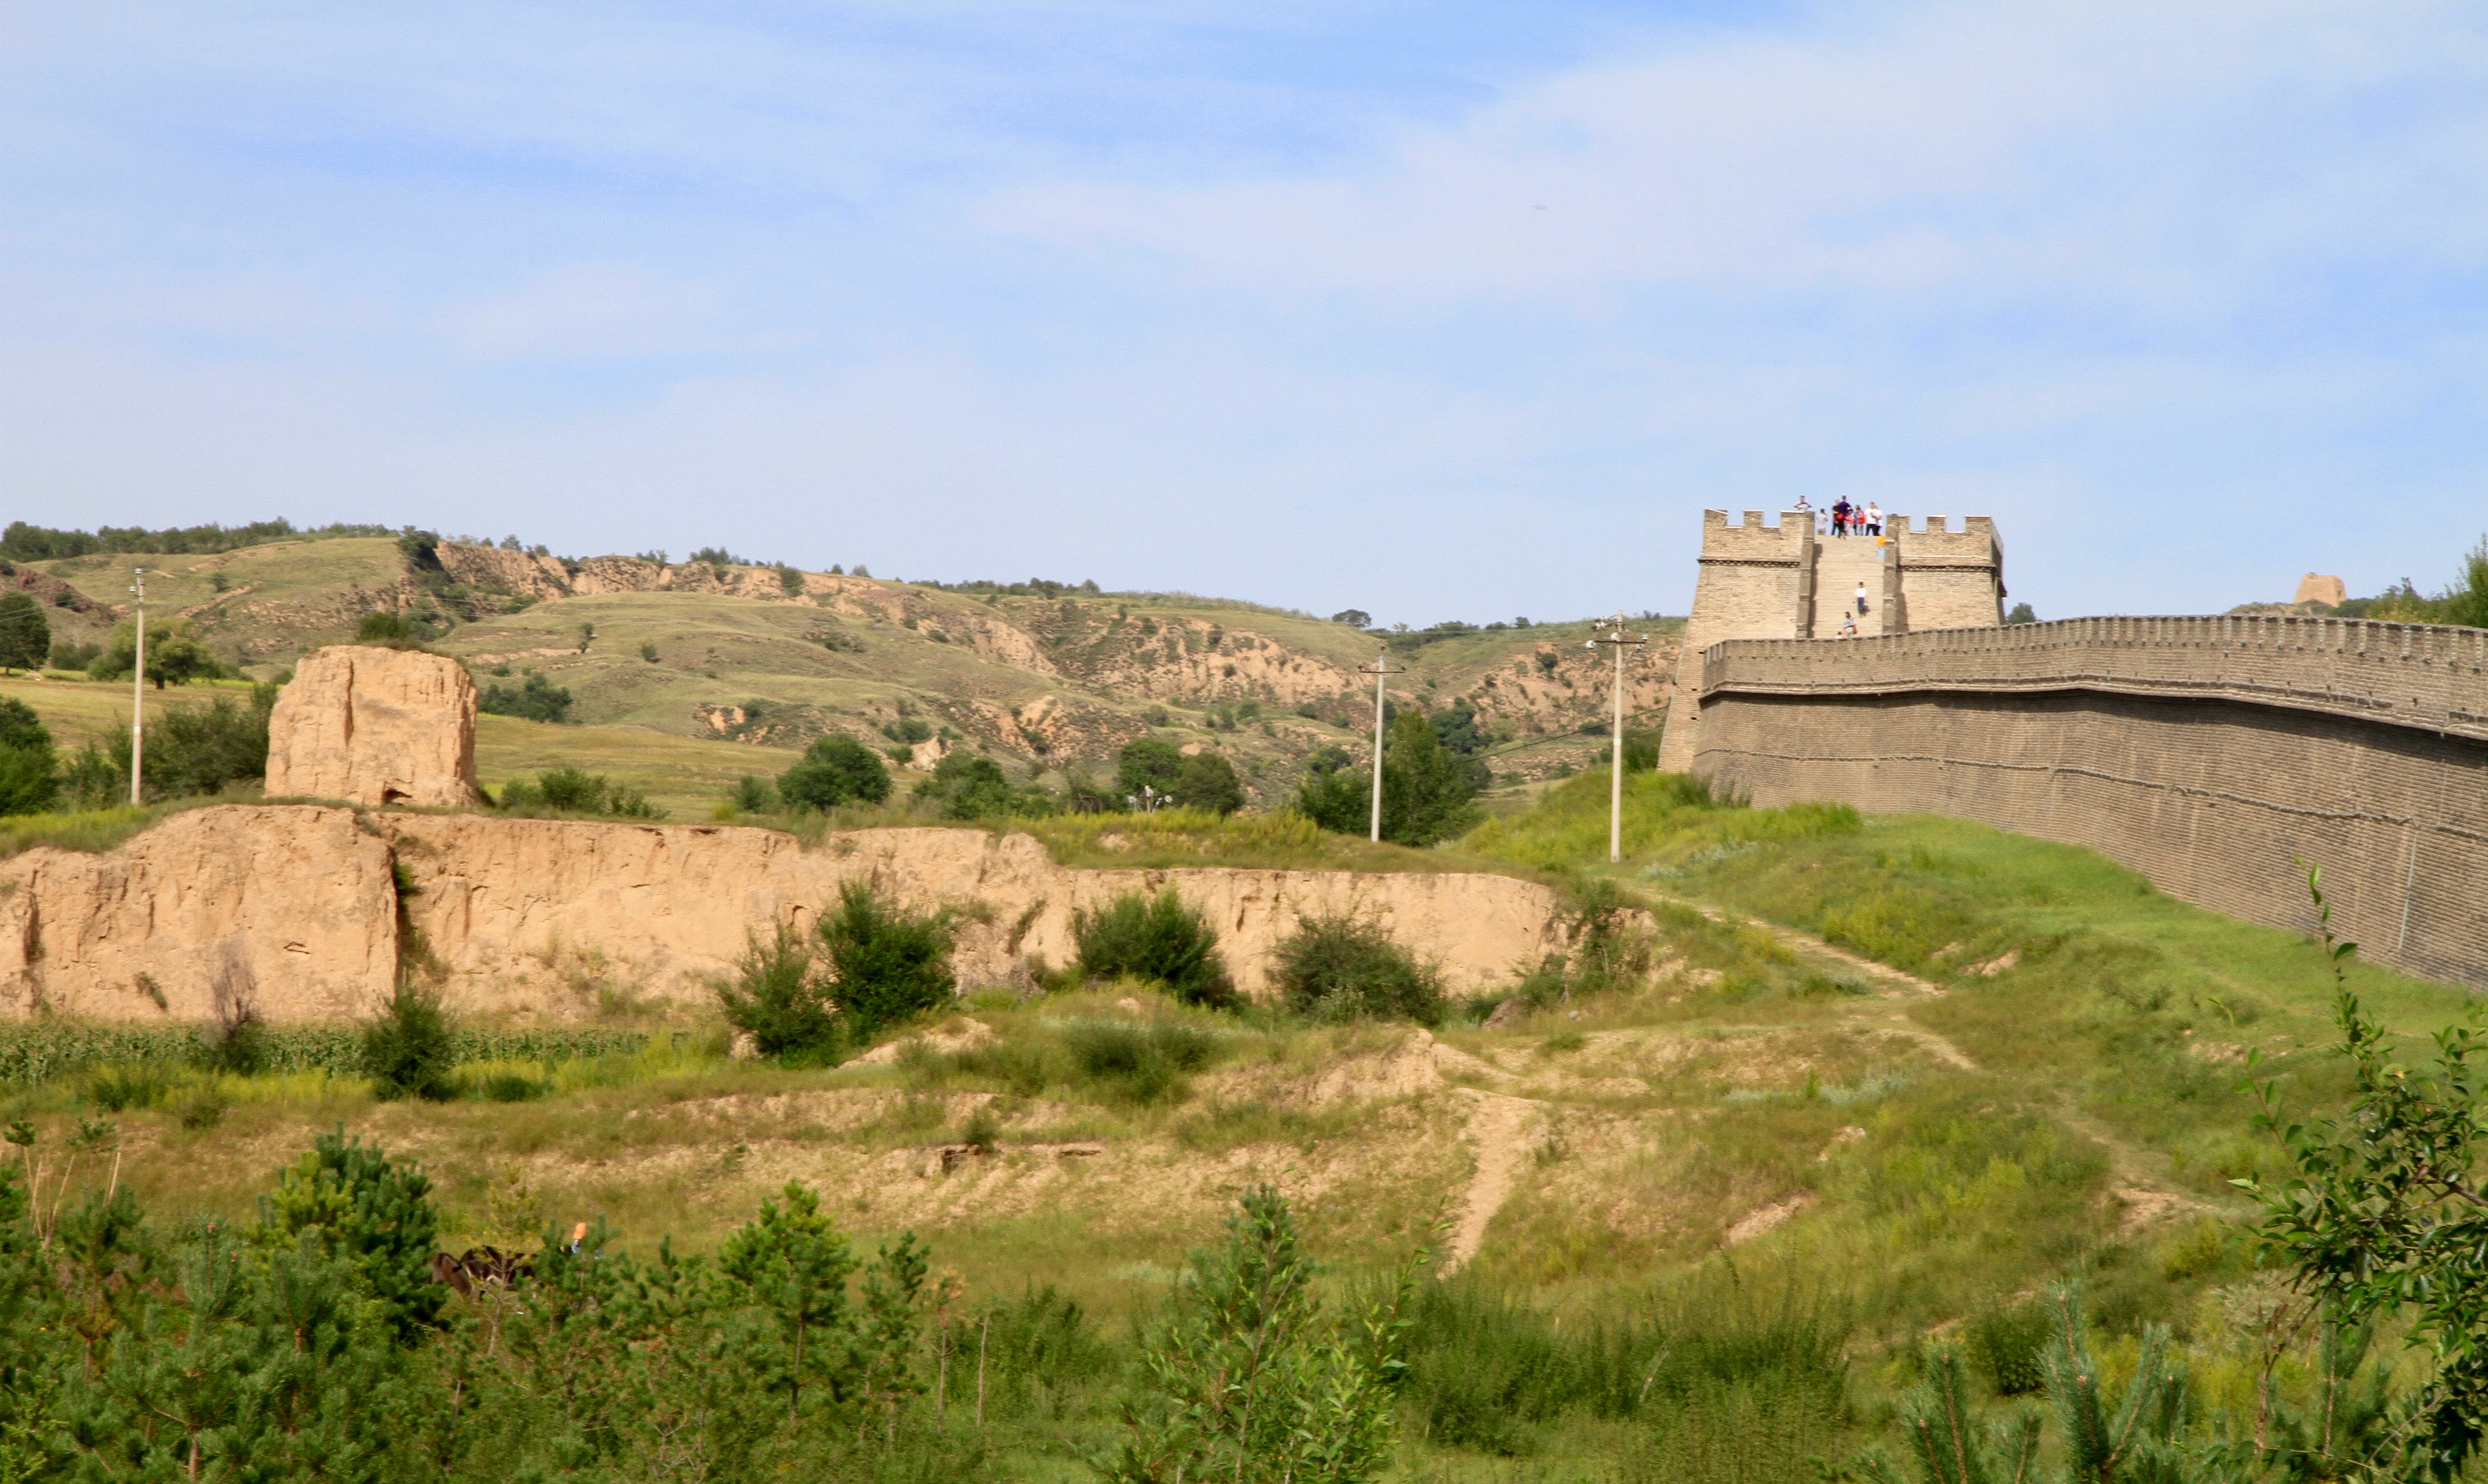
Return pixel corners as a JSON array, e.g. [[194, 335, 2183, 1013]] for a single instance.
[[1865, 502, 1883, 537], [1855, 582, 1870, 616]]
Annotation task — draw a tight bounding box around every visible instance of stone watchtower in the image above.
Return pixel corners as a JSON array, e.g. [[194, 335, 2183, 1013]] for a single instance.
[[1654, 509, 2007, 773]]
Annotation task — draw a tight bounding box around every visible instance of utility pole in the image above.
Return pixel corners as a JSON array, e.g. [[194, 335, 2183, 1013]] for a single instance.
[[1357, 647, 1407, 843], [1586, 612, 1648, 863], [128, 568, 147, 806]]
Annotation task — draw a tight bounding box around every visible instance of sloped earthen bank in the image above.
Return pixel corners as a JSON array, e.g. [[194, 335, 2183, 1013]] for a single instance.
[[0, 807, 1567, 1022]]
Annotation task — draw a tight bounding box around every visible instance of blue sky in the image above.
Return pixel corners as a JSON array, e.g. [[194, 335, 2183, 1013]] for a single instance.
[[5, 1, 2484, 625]]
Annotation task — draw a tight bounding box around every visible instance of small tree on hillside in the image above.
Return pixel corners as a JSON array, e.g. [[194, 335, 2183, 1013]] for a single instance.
[[0, 593, 48, 674], [1173, 752, 1244, 815], [1117, 737, 1184, 802], [0, 698, 57, 816], [1379, 709, 1481, 846], [1100, 1186, 1425, 1484], [778, 735, 892, 812]]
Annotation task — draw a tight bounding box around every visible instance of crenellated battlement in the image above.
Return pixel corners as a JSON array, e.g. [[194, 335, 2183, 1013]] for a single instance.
[[1660, 505, 2007, 770], [1698, 613, 2488, 744], [1698, 508, 1812, 562]]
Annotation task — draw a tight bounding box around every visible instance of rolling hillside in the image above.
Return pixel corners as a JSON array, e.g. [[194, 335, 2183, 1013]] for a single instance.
[[15, 533, 1682, 813]]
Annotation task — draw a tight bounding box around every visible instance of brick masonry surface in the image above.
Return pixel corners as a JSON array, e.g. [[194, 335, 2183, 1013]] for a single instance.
[[1692, 614, 2488, 989], [1659, 509, 2007, 773]]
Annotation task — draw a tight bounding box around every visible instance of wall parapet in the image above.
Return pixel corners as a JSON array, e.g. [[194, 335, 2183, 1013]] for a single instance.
[[1699, 614, 2488, 744]]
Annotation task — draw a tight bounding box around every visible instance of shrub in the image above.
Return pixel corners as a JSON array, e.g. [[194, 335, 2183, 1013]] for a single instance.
[[640, 641, 659, 662], [195, 1002, 270, 1076], [498, 766, 659, 818], [819, 879, 956, 1042], [362, 982, 458, 1101], [48, 638, 101, 672], [733, 775, 775, 814], [1061, 1020, 1218, 1104], [1965, 1297, 2049, 1396], [478, 670, 572, 723], [1270, 912, 1444, 1024], [356, 610, 419, 646], [1072, 889, 1236, 1009], [916, 752, 1048, 820], [778, 735, 891, 812], [718, 924, 841, 1065], [93, 686, 276, 804]]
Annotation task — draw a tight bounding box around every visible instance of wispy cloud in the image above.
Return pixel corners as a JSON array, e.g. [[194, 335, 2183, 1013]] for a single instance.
[[3, 1, 2485, 621]]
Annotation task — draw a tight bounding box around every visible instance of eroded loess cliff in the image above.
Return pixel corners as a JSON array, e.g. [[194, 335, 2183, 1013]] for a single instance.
[[2, 807, 1565, 1023]]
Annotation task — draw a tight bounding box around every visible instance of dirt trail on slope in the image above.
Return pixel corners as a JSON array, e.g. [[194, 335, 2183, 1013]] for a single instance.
[[1640, 884, 2219, 1229], [1440, 1090, 1540, 1275]]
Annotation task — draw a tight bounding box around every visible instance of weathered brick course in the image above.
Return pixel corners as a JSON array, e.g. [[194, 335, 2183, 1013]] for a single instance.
[[1693, 615, 2488, 989]]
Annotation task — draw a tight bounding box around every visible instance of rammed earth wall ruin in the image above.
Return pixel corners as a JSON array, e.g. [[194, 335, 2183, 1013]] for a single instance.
[[1691, 615, 2488, 989], [0, 810, 1567, 1023]]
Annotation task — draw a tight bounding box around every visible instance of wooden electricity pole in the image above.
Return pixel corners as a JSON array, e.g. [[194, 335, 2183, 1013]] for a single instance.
[[1587, 612, 1648, 863], [1357, 647, 1407, 842]]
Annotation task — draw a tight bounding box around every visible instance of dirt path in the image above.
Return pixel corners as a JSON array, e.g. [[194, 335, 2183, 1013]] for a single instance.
[[1639, 886, 1947, 996], [1440, 1089, 1539, 1275], [1649, 885, 2228, 1227]]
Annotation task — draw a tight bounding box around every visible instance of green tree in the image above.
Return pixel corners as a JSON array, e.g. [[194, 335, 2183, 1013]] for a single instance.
[[717, 1181, 858, 1425], [355, 610, 418, 646], [88, 623, 223, 688], [249, 1128, 445, 1341], [1851, 1284, 2197, 1484], [1116, 737, 1185, 803], [1293, 755, 1367, 835], [778, 734, 892, 812], [1379, 709, 1480, 846], [1172, 752, 1244, 814], [1100, 1186, 1423, 1484], [0, 594, 47, 674], [0, 699, 56, 816], [2445, 536, 2488, 630]]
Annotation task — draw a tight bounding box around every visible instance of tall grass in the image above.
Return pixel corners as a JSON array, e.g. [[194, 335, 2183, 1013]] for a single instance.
[[0, 802, 218, 859], [0, 1023, 663, 1089], [1461, 770, 1860, 872], [1396, 1278, 1852, 1475]]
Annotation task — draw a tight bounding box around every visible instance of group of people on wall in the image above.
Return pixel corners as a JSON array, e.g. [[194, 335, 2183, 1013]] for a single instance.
[[1795, 495, 1883, 538]]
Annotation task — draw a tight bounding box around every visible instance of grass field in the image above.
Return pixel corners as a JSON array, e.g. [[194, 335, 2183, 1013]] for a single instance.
[[5, 762, 2472, 1477]]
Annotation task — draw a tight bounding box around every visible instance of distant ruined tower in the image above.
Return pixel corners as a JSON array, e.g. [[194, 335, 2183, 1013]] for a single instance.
[[1655, 509, 2007, 773]]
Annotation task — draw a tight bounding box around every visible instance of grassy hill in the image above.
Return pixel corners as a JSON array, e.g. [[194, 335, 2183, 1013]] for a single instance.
[[15, 533, 1681, 814], [0, 772, 2470, 1479]]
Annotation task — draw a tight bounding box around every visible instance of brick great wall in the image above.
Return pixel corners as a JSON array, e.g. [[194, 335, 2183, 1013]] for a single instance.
[[1656, 509, 2488, 989], [1689, 613, 2488, 988]]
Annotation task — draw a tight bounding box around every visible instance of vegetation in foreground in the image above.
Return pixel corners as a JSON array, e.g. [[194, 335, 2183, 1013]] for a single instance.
[[6, 758, 2488, 1476]]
